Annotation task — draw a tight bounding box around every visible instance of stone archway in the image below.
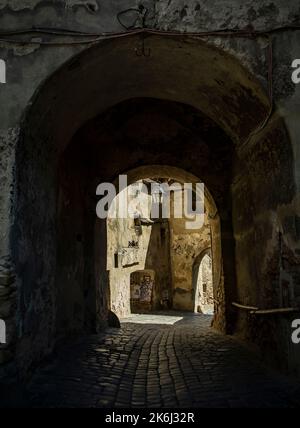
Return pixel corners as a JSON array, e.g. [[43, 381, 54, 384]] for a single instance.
[[106, 164, 223, 321], [11, 33, 296, 377], [193, 250, 214, 315]]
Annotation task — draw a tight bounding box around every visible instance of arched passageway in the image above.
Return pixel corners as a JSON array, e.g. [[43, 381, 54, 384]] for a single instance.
[[193, 251, 214, 315], [106, 166, 221, 319], [12, 34, 296, 379]]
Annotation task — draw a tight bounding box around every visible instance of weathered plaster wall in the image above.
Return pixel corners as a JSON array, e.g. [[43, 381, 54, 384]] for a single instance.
[[107, 187, 155, 318], [170, 212, 211, 311], [0, 128, 18, 375], [156, 0, 300, 31], [108, 219, 172, 318], [107, 187, 212, 317], [107, 185, 172, 318], [232, 114, 300, 374]]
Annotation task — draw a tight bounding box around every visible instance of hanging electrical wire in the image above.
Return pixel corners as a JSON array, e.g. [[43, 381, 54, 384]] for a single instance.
[[117, 5, 150, 30], [0, 24, 300, 44], [0, 14, 299, 143]]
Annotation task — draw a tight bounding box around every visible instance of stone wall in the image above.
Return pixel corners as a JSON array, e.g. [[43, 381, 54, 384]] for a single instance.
[[170, 212, 211, 311], [108, 198, 212, 317], [107, 183, 172, 318]]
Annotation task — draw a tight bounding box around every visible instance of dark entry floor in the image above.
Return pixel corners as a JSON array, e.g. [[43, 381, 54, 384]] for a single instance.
[[25, 312, 300, 408]]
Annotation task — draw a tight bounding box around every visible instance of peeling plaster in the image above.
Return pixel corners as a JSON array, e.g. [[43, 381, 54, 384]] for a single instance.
[[65, 0, 99, 13], [0, 127, 19, 257], [0, 0, 44, 11], [155, 0, 300, 31], [10, 43, 41, 56], [0, 0, 100, 13]]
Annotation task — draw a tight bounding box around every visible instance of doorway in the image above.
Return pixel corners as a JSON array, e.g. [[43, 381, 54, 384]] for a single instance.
[[193, 252, 214, 315]]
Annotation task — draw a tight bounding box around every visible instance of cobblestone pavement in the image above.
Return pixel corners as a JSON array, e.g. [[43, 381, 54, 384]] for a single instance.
[[26, 312, 300, 408]]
